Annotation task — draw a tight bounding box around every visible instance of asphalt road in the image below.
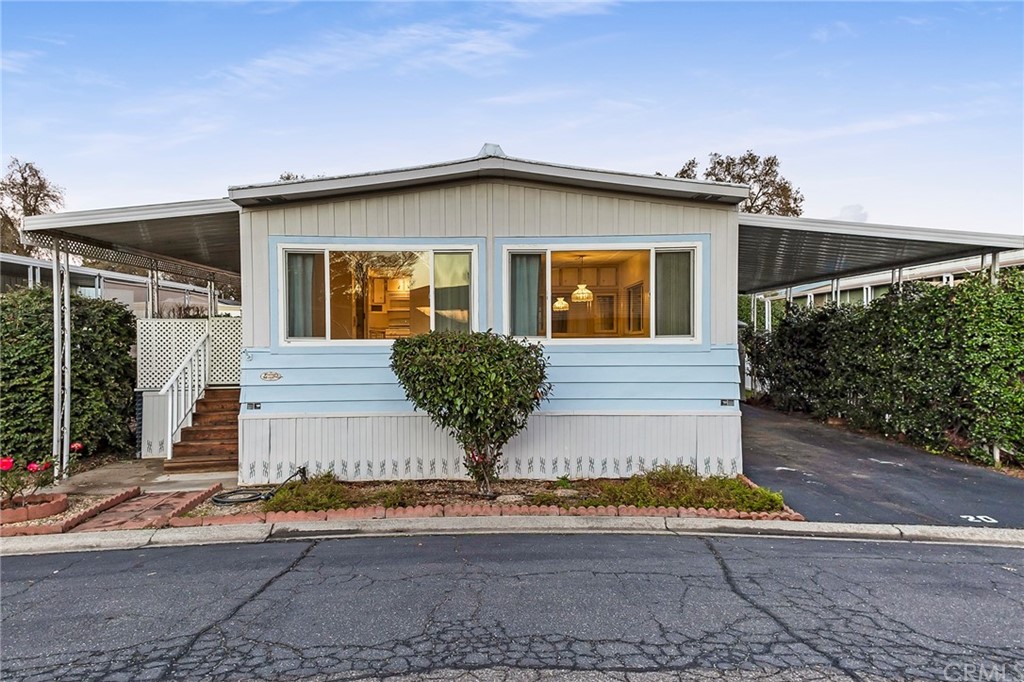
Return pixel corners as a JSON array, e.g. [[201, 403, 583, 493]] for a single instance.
[[2, 535, 1022, 681], [742, 405, 1024, 528]]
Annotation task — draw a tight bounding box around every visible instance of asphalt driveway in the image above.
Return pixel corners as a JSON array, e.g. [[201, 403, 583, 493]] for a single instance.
[[742, 405, 1024, 528]]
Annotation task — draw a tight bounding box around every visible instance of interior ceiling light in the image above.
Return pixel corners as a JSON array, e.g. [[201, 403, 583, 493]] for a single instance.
[[552, 296, 569, 311], [570, 255, 594, 303]]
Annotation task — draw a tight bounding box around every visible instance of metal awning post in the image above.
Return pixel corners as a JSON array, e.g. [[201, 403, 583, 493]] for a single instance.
[[51, 239, 72, 480], [207, 280, 216, 318], [764, 298, 772, 333], [750, 294, 756, 332], [990, 251, 1001, 285]]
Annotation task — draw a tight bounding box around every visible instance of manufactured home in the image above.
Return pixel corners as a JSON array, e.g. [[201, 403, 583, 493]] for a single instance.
[[22, 145, 1022, 483]]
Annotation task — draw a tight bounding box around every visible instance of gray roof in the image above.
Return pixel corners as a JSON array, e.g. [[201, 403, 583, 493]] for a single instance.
[[737, 214, 1021, 293], [227, 147, 750, 207], [21, 150, 1022, 290]]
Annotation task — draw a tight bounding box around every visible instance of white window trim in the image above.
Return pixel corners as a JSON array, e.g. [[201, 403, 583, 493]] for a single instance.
[[277, 242, 480, 346], [502, 241, 703, 346]]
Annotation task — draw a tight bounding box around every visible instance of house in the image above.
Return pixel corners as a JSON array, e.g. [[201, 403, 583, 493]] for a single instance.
[[21, 145, 1022, 483]]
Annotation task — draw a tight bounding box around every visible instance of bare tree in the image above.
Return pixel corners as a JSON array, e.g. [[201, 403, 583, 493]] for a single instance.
[[674, 150, 804, 216], [0, 158, 65, 256]]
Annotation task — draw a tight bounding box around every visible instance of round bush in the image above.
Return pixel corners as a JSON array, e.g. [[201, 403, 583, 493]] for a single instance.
[[390, 331, 551, 492]]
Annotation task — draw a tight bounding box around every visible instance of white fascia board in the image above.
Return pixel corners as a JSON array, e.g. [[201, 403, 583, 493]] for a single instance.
[[228, 155, 749, 206], [740, 213, 1024, 250], [21, 198, 238, 232]]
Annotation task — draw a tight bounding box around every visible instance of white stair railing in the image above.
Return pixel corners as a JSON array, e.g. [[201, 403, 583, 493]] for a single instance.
[[158, 332, 211, 459]]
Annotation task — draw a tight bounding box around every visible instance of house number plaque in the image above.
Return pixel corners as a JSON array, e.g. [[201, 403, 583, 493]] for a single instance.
[[260, 371, 283, 382]]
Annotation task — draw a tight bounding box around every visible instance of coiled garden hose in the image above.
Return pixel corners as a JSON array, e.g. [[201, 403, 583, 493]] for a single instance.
[[211, 466, 308, 505]]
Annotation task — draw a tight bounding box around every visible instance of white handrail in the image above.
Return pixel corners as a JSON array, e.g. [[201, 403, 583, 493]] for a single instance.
[[158, 332, 210, 459]]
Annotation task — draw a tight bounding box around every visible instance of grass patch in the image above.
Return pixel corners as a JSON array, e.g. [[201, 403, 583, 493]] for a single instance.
[[572, 466, 784, 512], [262, 474, 422, 512]]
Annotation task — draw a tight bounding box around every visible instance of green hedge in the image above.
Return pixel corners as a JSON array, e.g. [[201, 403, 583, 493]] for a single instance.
[[0, 287, 136, 459], [743, 270, 1024, 465]]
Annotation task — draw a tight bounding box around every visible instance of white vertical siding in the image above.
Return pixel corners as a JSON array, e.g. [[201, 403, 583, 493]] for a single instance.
[[238, 412, 741, 484]]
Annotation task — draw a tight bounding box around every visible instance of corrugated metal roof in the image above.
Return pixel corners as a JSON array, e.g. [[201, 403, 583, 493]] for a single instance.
[[738, 214, 1022, 293], [22, 199, 241, 275]]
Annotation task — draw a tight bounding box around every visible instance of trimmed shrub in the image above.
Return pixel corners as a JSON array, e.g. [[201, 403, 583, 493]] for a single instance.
[[0, 287, 136, 460], [390, 331, 552, 493], [743, 270, 1024, 465]]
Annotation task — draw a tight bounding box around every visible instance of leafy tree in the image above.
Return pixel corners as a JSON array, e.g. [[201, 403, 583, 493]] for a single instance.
[[0, 157, 65, 257], [674, 150, 804, 216], [390, 331, 552, 494]]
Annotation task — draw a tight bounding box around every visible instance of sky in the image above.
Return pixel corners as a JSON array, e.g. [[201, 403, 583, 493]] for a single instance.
[[2, 1, 1022, 236]]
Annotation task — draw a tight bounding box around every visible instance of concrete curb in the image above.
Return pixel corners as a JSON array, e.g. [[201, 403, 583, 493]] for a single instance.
[[2, 517, 1023, 556]]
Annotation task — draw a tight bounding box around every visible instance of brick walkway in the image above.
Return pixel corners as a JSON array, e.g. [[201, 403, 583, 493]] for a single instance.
[[72, 492, 198, 532]]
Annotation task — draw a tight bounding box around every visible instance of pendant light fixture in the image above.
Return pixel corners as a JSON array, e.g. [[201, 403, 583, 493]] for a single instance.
[[552, 297, 569, 311], [570, 255, 594, 303]]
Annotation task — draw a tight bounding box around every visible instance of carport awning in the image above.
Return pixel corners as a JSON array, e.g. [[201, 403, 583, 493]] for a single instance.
[[738, 214, 1022, 294], [21, 198, 241, 281], [22, 196, 1022, 293]]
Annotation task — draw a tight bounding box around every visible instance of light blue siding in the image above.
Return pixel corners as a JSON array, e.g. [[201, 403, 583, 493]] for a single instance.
[[240, 344, 740, 414]]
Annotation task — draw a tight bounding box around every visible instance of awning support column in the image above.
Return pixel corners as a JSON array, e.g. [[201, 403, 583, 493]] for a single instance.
[[990, 252, 1001, 285], [51, 239, 72, 480]]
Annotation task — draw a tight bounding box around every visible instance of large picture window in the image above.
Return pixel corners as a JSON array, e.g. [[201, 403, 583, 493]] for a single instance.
[[508, 245, 697, 341], [283, 248, 473, 341]]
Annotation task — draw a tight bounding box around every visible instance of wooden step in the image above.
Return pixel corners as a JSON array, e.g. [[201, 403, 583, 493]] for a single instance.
[[195, 400, 240, 414], [204, 387, 240, 400], [192, 411, 239, 427], [179, 425, 237, 442], [164, 456, 238, 473], [172, 440, 238, 458]]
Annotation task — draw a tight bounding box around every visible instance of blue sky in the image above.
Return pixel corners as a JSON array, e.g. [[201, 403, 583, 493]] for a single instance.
[[3, 1, 1022, 235]]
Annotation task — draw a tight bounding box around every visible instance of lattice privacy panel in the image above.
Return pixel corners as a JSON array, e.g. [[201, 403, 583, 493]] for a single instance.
[[136, 320, 208, 389], [209, 318, 242, 385]]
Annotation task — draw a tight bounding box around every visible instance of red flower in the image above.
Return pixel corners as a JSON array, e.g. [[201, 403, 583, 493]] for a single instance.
[[27, 462, 39, 473], [0, 457, 13, 472], [42, 461, 52, 470], [69, 442, 84, 453]]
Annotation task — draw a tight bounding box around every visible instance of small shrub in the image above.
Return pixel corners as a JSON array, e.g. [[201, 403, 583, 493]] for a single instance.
[[262, 473, 360, 512], [390, 331, 552, 494], [262, 475, 423, 512], [577, 465, 785, 512], [364, 483, 421, 509], [527, 492, 561, 507]]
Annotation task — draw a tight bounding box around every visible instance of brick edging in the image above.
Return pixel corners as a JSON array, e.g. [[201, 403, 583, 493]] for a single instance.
[[0, 487, 142, 537], [0, 494, 69, 525], [169, 501, 804, 525], [149, 484, 224, 529]]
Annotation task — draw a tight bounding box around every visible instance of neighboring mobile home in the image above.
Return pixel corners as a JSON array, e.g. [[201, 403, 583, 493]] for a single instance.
[[21, 145, 1022, 483]]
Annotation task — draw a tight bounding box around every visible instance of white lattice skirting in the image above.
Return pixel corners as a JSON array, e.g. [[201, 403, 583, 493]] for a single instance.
[[238, 413, 742, 484], [137, 318, 242, 389]]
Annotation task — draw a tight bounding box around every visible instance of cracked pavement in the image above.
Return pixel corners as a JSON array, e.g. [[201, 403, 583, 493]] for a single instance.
[[1, 535, 1022, 681]]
